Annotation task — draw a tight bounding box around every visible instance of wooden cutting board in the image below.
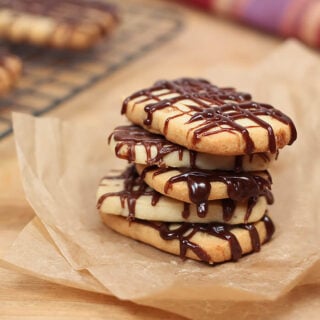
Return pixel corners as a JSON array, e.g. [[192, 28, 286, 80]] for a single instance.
[[0, 0, 280, 318]]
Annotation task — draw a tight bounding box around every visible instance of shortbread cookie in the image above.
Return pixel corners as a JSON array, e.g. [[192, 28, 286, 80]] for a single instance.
[[97, 166, 268, 224], [101, 214, 275, 264], [136, 164, 273, 216], [0, 0, 118, 50], [109, 125, 277, 171], [122, 78, 297, 155], [0, 50, 22, 94]]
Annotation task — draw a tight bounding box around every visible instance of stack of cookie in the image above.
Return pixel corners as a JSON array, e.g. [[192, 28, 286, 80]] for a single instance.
[[97, 78, 297, 264]]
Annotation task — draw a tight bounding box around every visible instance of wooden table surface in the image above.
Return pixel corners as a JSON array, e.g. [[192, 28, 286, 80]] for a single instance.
[[0, 0, 281, 318]]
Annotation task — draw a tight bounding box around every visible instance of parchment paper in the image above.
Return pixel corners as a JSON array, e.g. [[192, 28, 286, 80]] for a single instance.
[[3, 216, 320, 320], [2, 40, 320, 319]]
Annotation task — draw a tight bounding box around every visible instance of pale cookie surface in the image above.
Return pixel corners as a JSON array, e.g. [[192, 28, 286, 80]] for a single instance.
[[0, 50, 22, 95], [136, 164, 273, 217], [122, 78, 297, 155], [0, 0, 118, 50], [97, 167, 268, 224], [109, 125, 276, 171], [101, 214, 275, 264]]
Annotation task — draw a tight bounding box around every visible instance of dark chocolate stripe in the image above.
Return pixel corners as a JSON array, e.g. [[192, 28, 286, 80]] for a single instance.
[[97, 166, 160, 222], [122, 78, 297, 154], [134, 215, 274, 263], [141, 165, 273, 217], [98, 166, 271, 222], [109, 125, 274, 170]]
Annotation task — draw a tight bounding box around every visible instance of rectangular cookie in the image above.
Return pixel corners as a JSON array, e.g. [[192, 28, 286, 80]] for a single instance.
[[0, 0, 119, 50]]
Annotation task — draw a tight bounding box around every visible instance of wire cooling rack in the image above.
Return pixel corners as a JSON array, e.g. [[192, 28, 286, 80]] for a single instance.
[[0, 1, 183, 139]]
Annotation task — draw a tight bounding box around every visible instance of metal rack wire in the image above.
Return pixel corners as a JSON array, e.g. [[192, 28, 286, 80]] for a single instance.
[[0, 2, 183, 139]]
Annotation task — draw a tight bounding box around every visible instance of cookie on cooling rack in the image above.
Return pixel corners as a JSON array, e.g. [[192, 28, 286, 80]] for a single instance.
[[0, 50, 22, 95], [0, 0, 118, 50]]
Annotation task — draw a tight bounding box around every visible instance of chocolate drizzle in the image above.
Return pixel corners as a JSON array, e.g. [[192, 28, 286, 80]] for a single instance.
[[243, 224, 261, 252], [98, 166, 270, 223], [109, 125, 273, 170], [187, 103, 296, 154], [109, 125, 189, 166], [97, 166, 161, 222], [263, 214, 275, 242], [122, 78, 297, 154], [221, 198, 236, 221], [141, 166, 274, 217], [136, 215, 275, 262]]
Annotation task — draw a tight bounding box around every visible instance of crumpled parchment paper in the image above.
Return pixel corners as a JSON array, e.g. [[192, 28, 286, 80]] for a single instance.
[[1, 40, 320, 320]]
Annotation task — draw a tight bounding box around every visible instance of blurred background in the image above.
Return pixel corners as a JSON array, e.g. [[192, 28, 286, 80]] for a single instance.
[[0, 0, 319, 140]]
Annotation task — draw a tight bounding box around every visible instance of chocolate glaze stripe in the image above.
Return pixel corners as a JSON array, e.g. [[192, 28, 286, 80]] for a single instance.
[[109, 125, 274, 171], [108, 125, 189, 167], [140, 165, 274, 217], [97, 166, 270, 222], [122, 78, 251, 128], [135, 215, 274, 262], [243, 224, 261, 252], [187, 102, 296, 154], [263, 213, 275, 242], [221, 198, 236, 222], [122, 78, 251, 114], [122, 78, 297, 154], [246, 196, 259, 223], [97, 166, 161, 222]]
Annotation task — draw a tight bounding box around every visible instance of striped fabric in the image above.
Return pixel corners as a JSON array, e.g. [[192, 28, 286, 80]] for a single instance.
[[180, 0, 320, 48]]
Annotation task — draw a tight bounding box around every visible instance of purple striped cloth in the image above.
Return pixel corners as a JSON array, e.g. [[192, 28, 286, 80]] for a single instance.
[[180, 0, 320, 48]]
